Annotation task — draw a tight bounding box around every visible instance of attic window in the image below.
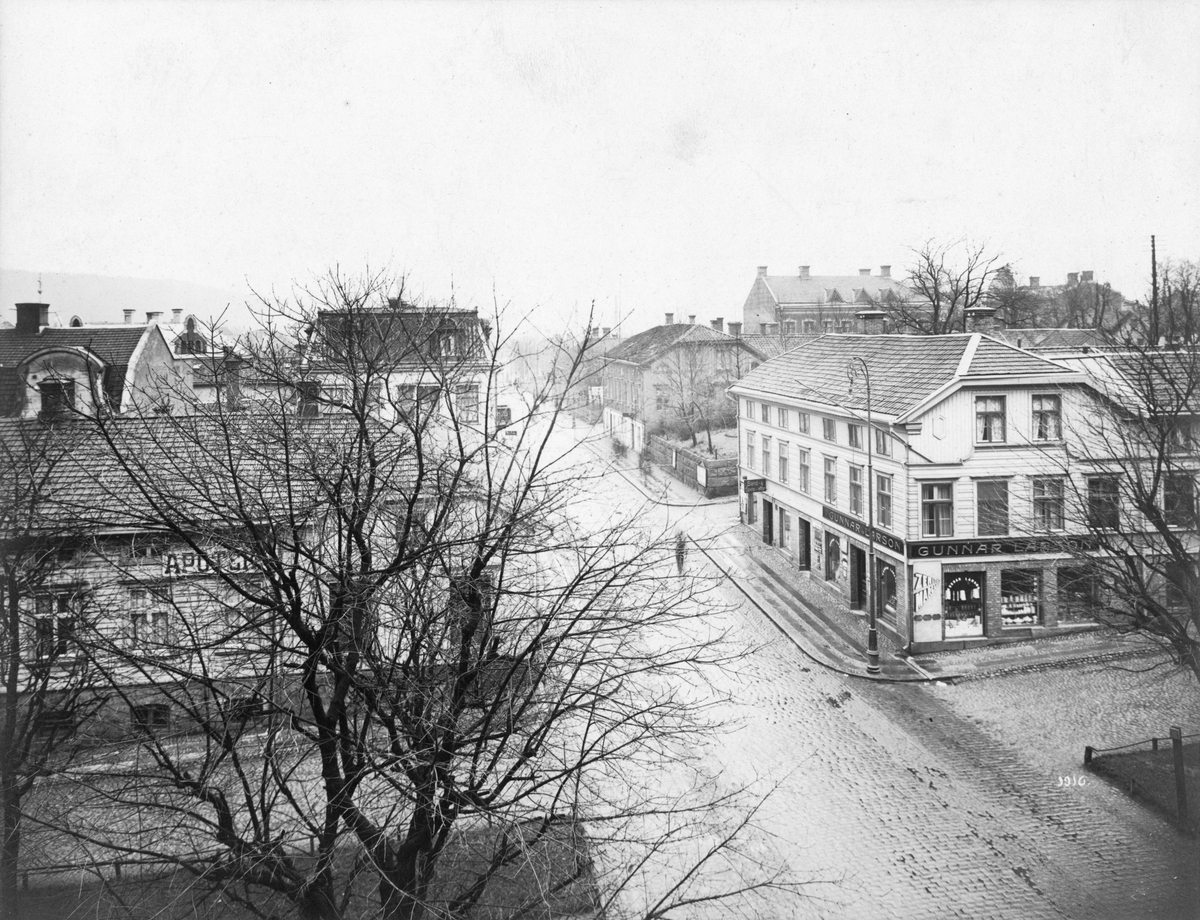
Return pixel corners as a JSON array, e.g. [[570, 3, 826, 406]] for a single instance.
[[39, 380, 75, 420]]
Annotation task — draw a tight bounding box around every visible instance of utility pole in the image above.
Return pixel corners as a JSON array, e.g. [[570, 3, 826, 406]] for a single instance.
[[848, 357, 880, 674], [1151, 234, 1159, 345]]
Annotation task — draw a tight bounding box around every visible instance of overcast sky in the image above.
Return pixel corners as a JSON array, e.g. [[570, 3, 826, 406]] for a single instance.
[[2, 1, 1197, 334]]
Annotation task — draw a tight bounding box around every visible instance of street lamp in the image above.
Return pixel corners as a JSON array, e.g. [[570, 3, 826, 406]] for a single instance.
[[847, 358, 881, 674]]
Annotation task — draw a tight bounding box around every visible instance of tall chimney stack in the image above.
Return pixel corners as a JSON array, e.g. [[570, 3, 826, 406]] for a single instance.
[[172, 308, 183, 322], [965, 305, 998, 334], [710, 317, 724, 333], [728, 321, 742, 337], [123, 309, 135, 324], [688, 314, 696, 325], [1081, 270, 1094, 283], [146, 311, 163, 323], [757, 266, 768, 277], [859, 268, 871, 276], [664, 312, 674, 325], [880, 265, 892, 278], [856, 308, 887, 336], [1067, 272, 1079, 285], [15, 303, 50, 335], [799, 265, 810, 280], [1029, 276, 1040, 289]]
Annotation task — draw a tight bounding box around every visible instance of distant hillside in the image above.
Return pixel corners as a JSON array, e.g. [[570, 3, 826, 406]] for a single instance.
[[0, 270, 252, 329]]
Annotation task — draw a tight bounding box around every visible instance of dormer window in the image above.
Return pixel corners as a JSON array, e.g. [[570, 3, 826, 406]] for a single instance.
[[39, 380, 75, 420]]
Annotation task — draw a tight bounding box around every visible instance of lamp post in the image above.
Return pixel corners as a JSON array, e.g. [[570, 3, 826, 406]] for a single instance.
[[848, 358, 881, 674]]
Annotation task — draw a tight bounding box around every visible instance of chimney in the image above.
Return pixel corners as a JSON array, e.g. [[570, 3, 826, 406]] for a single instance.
[[15, 302, 50, 334], [688, 314, 696, 325], [172, 308, 183, 322], [710, 317, 724, 333], [728, 321, 742, 337], [123, 309, 135, 324], [1067, 272, 1079, 285], [965, 305, 998, 334], [146, 311, 163, 323], [880, 265, 892, 278], [1029, 276, 1040, 289], [664, 312, 674, 325], [1081, 270, 1094, 283], [856, 308, 888, 336], [601, 327, 612, 337], [757, 266, 768, 277], [859, 268, 871, 276], [799, 265, 810, 280]]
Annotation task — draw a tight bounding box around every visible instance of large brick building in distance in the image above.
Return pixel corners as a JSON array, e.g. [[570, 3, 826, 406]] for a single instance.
[[742, 265, 915, 336]]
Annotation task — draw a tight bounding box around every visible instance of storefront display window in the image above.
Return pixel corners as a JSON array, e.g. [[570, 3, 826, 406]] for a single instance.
[[943, 573, 984, 638], [877, 560, 898, 622], [1057, 567, 1097, 622], [824, 532, 840, 581], [1001, 570, 1041, 627]]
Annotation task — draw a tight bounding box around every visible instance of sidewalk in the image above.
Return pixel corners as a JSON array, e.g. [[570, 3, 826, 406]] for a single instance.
[[572, 422, 1162, 683]]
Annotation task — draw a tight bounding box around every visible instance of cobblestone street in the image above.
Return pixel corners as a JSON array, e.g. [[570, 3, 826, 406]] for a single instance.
[[565, 426, 1200, 919]]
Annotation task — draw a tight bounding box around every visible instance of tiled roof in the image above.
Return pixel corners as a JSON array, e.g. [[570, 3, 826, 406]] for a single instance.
[[737, 333, 821, 359], [732, 334, 1070, 419], [605, 323, 741, 367], [0, 325, 149, 368], [761, 273, 913, 306], [989, 328, 1106, 352]]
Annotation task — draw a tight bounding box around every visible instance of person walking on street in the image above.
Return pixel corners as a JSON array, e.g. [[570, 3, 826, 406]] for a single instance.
[[675, 531, 687, 572]]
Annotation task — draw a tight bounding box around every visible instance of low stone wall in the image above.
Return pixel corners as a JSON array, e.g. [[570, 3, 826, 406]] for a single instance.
[[645, 435, 739, 498]]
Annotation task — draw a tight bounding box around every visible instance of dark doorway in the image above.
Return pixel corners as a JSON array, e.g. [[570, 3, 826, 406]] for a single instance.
[[798, 518, 811, 570], [850, 546, 867, 610], [762, 499, 774, 545]]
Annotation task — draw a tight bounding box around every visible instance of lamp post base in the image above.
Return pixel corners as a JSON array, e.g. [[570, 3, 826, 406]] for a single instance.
[[866, 625, 881, 674]]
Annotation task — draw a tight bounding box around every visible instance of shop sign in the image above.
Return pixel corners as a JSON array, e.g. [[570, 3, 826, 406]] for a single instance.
[[162, 551, 253, 578], [743, 478, 767, 493], [821, 506, 905, 555], [911, 560, 943, 644], [906, 535, 1100, 560]]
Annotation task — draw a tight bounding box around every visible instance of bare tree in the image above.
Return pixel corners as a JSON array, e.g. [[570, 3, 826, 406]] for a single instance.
[[986, 264, 1047, 328], [656, 339, 738, 453], [1122, 258, 1200, 345], [896, 239, 1001, 334], [36, 270, 799, 919], [0, 421, 105, 915]]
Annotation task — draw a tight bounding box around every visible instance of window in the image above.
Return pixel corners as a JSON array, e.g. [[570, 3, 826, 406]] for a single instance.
[[1032, 395, 1062, 441], [839, 321, 852, 333], [777, 408, 788, 429], [761, 403, 769, 423], [417, 385, 441, 416], [454, 384, 480, 423], [131, 704, 171, 732], [823, 320, 833, 333], [824, 458, 837, 504], [803, 320, 816, 334], [762, 437, 772, 478], [822, 418, 836, 441], [877, 474, 892, 529], [877, 560, 898, 615], [824, 532, 840, 580], [1087, 477, 1120, 528], [975, 396, 1006, 443], [1058, 567, 1098, 622], [129, 587, 172, 648], [746, 431, 756, 471], [784, 321, 797, 334], [797, 412, 810, 434], [224, 695, 264, 722], [921, 483, 954, 537], [1001, 570, 1041, 626], [798, 449, 810, 493], [33, 592, 80, 661], [1165, 474, 1195, 526], [39, 380, 75, 419], [1165, 560, 1193, 609], [848, 425, 863, 449], [849, 465, 863, 516], [744, 399, 753, 418], [779, 509, 791, 549], [874, 427, 890, 456], [1168, 419, 1195, 452], [977, 480, 1010, 536], [778, 441, 789, 484], [1033, 478, 1065, 531], [655, 387, 669, 411]]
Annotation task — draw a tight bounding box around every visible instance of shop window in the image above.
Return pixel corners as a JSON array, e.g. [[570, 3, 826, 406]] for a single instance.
[[874, 427, 890, 456], [849, 465, 864, 516], [824, 458, 837, 504], [1032, 478, 1065, 531], [824, 532, 840, 581], [797, 450, 810, 493], [977, 480, 1009, 537], [797, 412, 810, 434], [877, 560, 898, 619], [848, 425, 863, 449], [1165, 474, 1195, 527], [1001, 570, 1041, 627], [921, 483, 954, 537], [975, 396, 1006, 444], [779, 510, 791, 550], [1057, 567, 1098, 622], [943, 573, 984, 638], [131, 704, 171, 732], [877, 474, 892, 529], [822, 418, 836, 441], [778, 442, 789, 484], [1032, 395, 1062, 441], [1087, 477, 1120, 528], [747, 494, 757, 525]]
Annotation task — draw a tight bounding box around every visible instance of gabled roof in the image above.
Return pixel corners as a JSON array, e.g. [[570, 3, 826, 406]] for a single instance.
[[605, 323, 744, 368], [1055, 347, 1200, 414], [737, 333, 821, 359], [731, 333, 1073, 420], [989, 327, 1107, 352], [759, 273, 913, 306], [0, 325, 151, 368]]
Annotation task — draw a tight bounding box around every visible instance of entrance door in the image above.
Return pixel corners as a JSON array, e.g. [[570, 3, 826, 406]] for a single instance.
[[762, 500, 774, 545], [798, 519, 811, 570], [850, 546, 867, 610]]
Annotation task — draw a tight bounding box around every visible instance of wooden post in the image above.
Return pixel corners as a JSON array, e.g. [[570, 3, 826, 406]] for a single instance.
[[1169, 726, 1189, 825], [1084, 745, 1094, 765]]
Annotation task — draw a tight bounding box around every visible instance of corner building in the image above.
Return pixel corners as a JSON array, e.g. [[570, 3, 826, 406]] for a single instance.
[[730, 333, 1102, 653]]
